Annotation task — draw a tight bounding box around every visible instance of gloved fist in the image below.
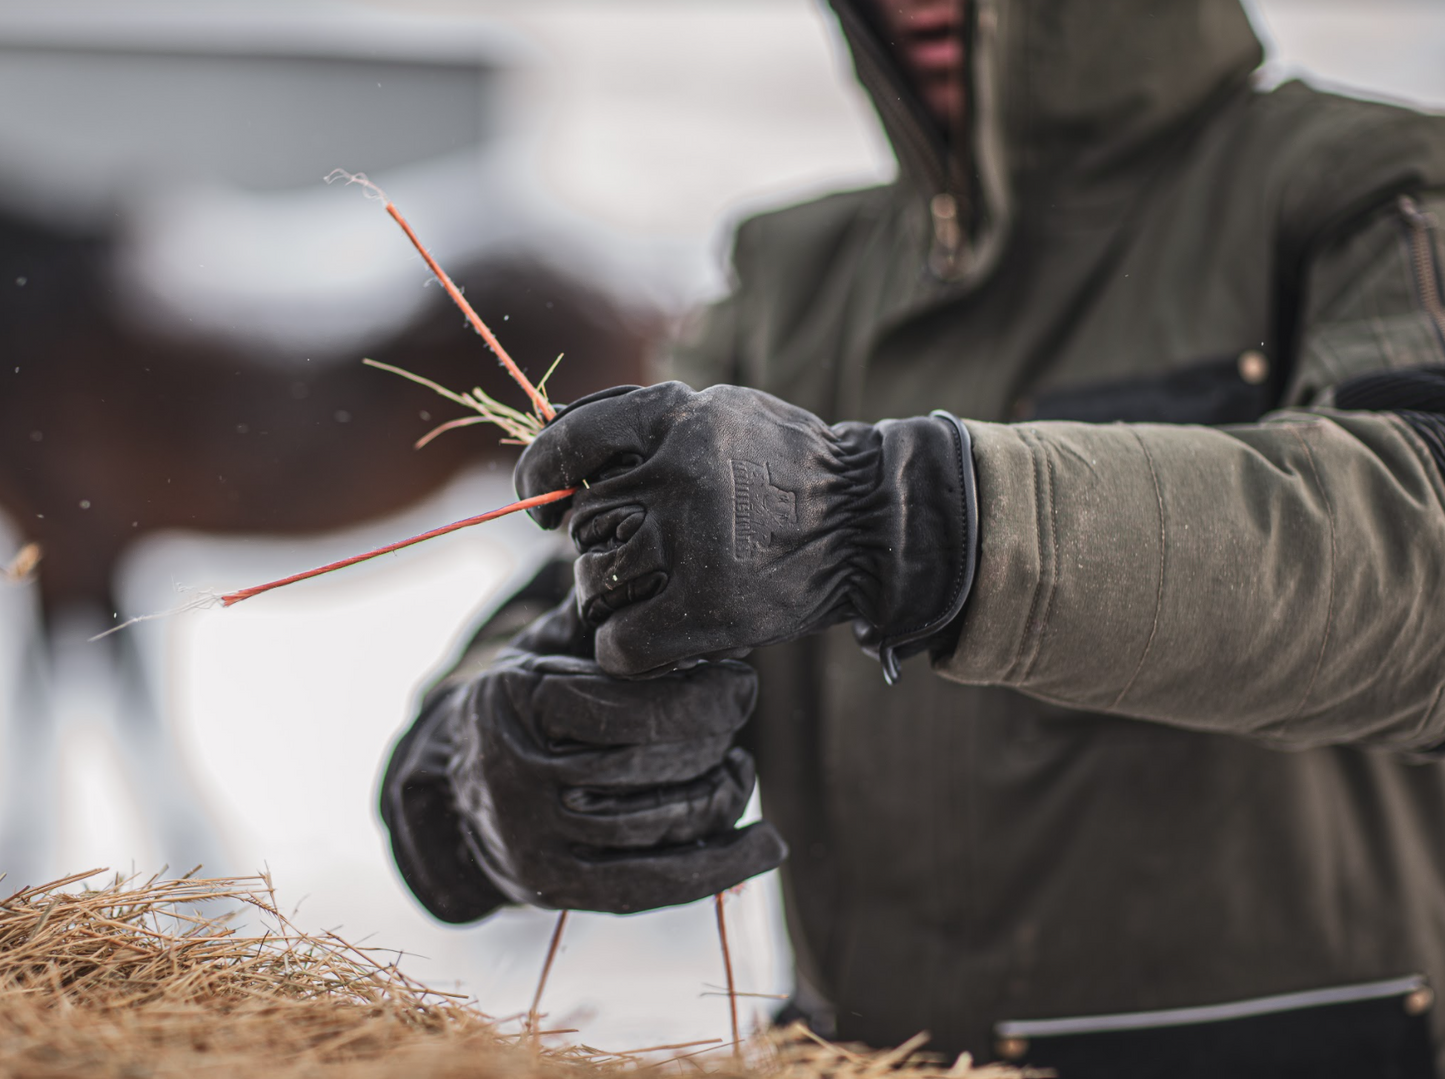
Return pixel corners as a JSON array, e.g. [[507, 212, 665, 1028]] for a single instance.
[[515, 382, 978, 681], [384, 593, 787, 917]]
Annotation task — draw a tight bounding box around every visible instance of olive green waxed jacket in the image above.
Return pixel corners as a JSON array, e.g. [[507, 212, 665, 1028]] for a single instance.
[[660, 0, 1445, 1063]]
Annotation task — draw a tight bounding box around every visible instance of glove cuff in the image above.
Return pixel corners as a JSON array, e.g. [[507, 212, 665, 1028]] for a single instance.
[[859, 412, 979, 684]]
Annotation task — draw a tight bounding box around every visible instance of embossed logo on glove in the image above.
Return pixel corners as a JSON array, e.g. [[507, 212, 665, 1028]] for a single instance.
[[732, 460, 797, 560]]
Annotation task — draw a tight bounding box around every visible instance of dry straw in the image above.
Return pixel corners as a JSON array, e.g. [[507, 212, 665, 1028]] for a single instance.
[[0, 870, 1043, 1078], [2, 541, 41, 585]]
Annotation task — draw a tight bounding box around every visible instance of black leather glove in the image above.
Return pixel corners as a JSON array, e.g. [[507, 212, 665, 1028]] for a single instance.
[[514, 382, 979, 681], [382, 593, 786, 917]]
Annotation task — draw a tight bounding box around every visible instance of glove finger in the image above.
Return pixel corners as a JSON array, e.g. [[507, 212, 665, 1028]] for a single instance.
[[573, 514, 670, 629], [528, 660, 757, 744], [514, 381, 693, 526], [551, 821, 789, 914], [554, 748, 755, 848], [505, 593, 594, 659], [538, 733, 736, 788], [571, 504, 647, 552], [593, 590, 753, 677]]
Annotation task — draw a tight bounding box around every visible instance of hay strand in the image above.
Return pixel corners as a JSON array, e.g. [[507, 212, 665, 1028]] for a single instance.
[[528, 910, 570, 1038], [715, 893, 740, 1060], [2, 541, 41, 584]]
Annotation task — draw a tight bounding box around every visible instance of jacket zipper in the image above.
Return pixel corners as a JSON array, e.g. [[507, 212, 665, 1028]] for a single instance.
[[930, 192, 963, 275], [1399, 195, 1445, 349], [834, 0, 980, 279], [928, 0, 998, 281]]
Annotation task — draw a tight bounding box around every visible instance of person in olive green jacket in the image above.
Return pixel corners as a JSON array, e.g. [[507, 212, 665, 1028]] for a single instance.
[[381, 0, 1445, 1074]]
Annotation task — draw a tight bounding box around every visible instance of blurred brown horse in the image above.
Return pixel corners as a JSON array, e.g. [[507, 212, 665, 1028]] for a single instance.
[[0, 209, 655, 881]]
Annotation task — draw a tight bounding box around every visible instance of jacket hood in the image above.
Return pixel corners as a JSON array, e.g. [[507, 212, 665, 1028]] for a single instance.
[[827, 0, 1264, 283]]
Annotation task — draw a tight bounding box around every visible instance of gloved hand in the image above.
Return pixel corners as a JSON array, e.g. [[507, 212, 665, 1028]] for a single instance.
[[514, 382, 979, 681], [382, 592, 787, 917]]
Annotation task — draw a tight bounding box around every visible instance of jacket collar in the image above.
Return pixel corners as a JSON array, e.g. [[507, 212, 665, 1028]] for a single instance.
[[826, 0, 1263, 286]]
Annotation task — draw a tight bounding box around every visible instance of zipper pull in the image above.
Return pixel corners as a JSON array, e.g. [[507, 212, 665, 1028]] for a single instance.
[[929, 192, 962, 278], [1400, 194, 1437, 230], [1399, 195, 1445, 344]]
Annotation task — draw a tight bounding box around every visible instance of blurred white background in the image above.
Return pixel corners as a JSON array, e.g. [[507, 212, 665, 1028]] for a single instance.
[[1, 0, 1443, 1055]]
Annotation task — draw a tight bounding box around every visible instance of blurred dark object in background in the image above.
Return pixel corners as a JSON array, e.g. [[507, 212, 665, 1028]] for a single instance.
[[0, 0, 658, 618], [0, 1, 656, 884], [0, 213, 653, 618]]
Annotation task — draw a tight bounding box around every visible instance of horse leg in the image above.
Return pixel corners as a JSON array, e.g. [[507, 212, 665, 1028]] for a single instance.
[[102, 599, 232, 878], [0, 585, 58, 890]]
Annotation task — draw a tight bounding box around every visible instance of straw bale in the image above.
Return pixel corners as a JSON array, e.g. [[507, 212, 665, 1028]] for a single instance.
[[0, 870, 1042, 1079]]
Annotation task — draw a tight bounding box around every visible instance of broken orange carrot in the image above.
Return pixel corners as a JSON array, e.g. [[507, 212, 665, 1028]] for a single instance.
[[218, 487, 575, 607], [217, 177, 572, 609], [326, 170, 556, 423], [382, 202, 556, 423]]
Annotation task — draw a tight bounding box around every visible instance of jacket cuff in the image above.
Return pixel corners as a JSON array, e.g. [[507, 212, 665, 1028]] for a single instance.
[[861, 412, 979, 683]]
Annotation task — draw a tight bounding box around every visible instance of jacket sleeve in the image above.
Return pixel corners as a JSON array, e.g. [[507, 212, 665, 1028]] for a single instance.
[[936, 191, 1445, 754]]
